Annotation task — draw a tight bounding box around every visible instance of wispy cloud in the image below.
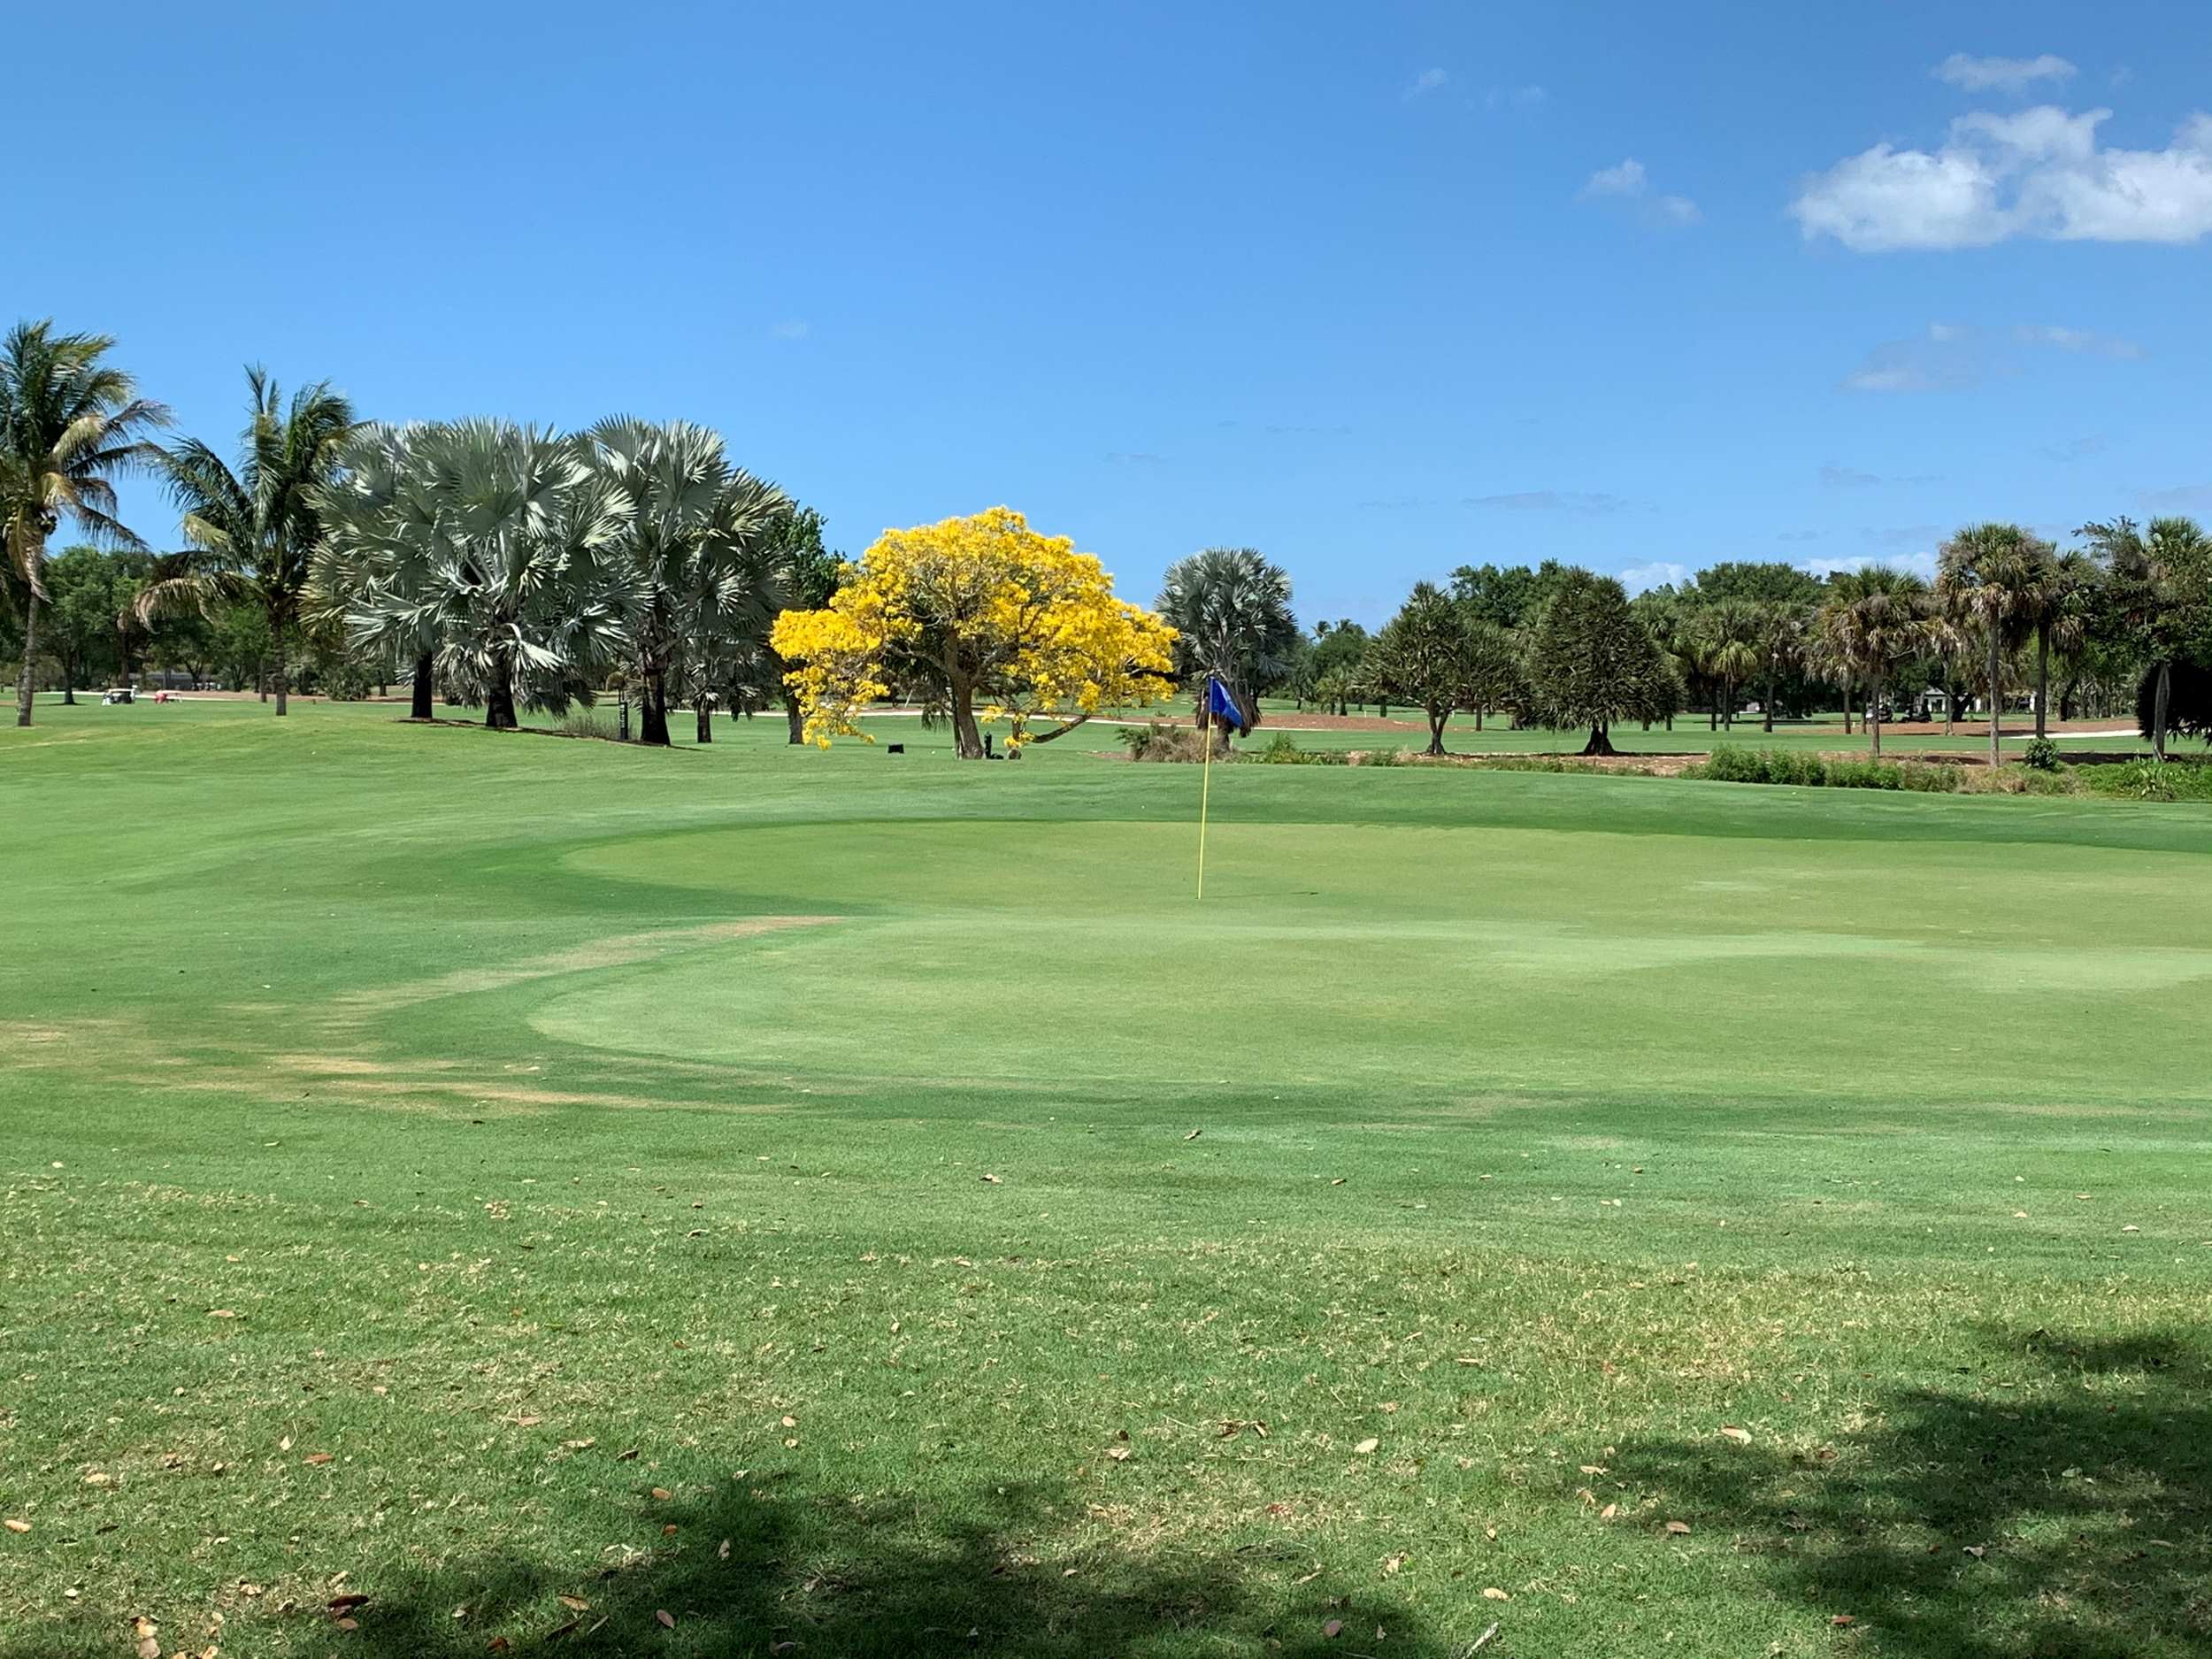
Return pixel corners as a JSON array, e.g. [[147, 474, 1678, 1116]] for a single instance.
[[1933, 52, 2077, 94], [1820, 464, 1941, 488], [2013, 323, 2141, 357], [1841, 320, 2141, 393], [769, 320, 810, 340], [1402, 66, 1449, 103], [1485, 83, 1547, 112], [1798, 544, 1941, 580], [1778, 530, 1824, 543], [1464, 490, 1634, 514], [1106, 451, 1165, 465], [1579, 158, 1701, 227], [1793, 104, 2212, 250]]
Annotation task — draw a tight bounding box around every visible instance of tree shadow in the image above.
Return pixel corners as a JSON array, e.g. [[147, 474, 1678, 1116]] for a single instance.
[[1617, 1325, 2212, 1656], [277, 1476, 1438, 1659]]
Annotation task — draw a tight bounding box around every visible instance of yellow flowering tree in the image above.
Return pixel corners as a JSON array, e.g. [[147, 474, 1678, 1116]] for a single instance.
[[769, 507, 1175, 757]]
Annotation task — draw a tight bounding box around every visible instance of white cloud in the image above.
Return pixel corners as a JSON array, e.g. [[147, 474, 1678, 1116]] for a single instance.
[[1485, 83, 1547, 111], [1934, 52, 2077, 93], [1797, 547, 1941, 581], [2014, 323, 2141, 357], [1579, 158, 1701, 226], [1464, 490, 1634, 514], [1403, 67, 1449, 102], [1793, 105, 2212, 250], [1582, 159, 1647, 197], [1820, 465, 1883, 489], [770, 320, 810, 340], [1618, 560, 1688, 593]]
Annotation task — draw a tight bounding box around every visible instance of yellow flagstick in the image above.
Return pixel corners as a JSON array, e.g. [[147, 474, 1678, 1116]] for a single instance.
[[1196, 711, 1214, 901]]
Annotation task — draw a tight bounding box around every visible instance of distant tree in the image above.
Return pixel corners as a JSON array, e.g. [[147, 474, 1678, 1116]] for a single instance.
[[1937, 524, 2054, 768], [1156, 548, 1299, 737], [1752, 599, 1810, 732], [1307, 619, 1370, 691], [771, 508, 1176, 757], [1449, 561, 1569, 629], [2135, 659, 2212, 747], [39, 546, 119, 699], [1463, 616, 1522, 732], [0, 320, 170, 725], [1819, 566, 1929, 757], [1684, 560, 1824, 607], [138, 368, 356, 716], [2025, 549, 2098, 740], [312, 423, 444, 718], [1524, 569, 1679, 755], [2079, 514, 2212, 760], [1366, 581, 1475, 755], [1310, 664, 1356, 717], [1687, 598, 1761, 730]]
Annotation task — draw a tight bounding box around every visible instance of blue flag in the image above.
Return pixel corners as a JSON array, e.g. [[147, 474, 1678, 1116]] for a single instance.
[[1205, 674, 1248, 733]]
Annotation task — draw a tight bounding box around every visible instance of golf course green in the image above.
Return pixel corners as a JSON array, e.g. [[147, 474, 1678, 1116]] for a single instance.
[[4, 697, 2208, 1659]]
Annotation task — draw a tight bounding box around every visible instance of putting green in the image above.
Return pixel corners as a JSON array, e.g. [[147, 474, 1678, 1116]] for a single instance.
[[531, 818, 2212, 1107]]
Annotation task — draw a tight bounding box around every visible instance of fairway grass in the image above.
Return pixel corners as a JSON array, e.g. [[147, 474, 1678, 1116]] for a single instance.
[[3, 701, 2208, 1659]]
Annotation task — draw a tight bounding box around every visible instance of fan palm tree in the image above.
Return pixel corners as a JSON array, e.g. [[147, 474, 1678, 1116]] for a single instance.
[[2080, 514, 2212, 759], [2024, 549, 2098, 740], [339, 421, 629, 727], [585, 418, 791, 746], [0, 320, 170, 725], [1690, 600, 1760, 730], [311, 422, 447, 718], [136, 369, 356, 714], [1753, 599, 1809, 733], [1156, 548, 1299, 736], [1820, 566, 1929, 756], [1937, 523, 2051, 769]]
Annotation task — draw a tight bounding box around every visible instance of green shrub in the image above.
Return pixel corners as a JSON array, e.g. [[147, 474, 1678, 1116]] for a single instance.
[[1687, 746, 1964, 793], [1122, 722, 1210, 763], [1248, 732, 1346, 764], [2082, 757, 2212, 802], [1354, 747, 1407, 767], [2023, 736, 2062, 772]]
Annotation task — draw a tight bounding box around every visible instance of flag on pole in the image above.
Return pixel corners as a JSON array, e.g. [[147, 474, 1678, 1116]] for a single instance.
[[1196, 675, 1243, 901], [1205, 675, 1248, 733]]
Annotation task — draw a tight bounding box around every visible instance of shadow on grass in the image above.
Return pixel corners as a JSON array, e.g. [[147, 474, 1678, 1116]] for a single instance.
[[301, 1477, 1434, 1659], [1619, 1325, 2212, 1657]]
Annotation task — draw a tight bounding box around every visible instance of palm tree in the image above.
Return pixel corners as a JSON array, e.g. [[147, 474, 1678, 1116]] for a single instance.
[[137, 369, 356, 715], [1690, 600, 1760, 730], [0, 320, 170, 725], [333, 421, 628, 729], [1938, 523, 2053, 768], [2024, 549, 2097, 740], [1156, 548, 1299, 737], [1819, 566, 1929, 757], [585, 418, 791, 746], [311, 423, 446, 718], [2079, 514, 2212, 759], [1754, 599, 1809, 733]]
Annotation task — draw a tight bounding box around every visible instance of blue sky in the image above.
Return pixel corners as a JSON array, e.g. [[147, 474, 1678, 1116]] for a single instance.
[[14, 0, 2211, 625]]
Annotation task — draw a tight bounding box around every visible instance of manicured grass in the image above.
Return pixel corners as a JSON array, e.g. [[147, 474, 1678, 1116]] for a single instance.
[[3, 699, 2208, 1659]]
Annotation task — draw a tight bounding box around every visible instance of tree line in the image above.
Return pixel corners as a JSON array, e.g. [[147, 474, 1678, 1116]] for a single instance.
[[9, 318, 2210, 760]]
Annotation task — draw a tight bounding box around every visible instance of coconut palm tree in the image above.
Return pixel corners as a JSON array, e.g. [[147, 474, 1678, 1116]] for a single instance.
[[1156, 547, 1299, 736], [585, 418, 791, 746], [2079, 514, 2212, 759], [334, 421, 629, 728], [136, 369, 356, 715], [1937, 523, 2053, 769], [0, 320, 170, 725], [2024, 549, 2098, 740], [1820, 566, 1929, 757], [1690, 599, 1760, 730]]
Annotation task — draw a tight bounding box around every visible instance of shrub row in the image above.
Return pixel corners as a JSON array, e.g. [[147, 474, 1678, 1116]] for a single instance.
[[2078, 757, 2212, 802], [1685, 745, 2080, 795]]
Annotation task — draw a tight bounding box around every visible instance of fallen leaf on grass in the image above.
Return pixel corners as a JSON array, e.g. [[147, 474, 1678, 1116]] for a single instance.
[[303, 1453, 334, 1467], [1831, 1613, 1855, 1626], [1184, 1129, 1202, 1141], [979, 1173, 1002, 1184], [616, 1448, 639, 1462], [718, 1539, 732, 1560], [1720, 1425, 1752, 1444], [488, 1639, 511, 1653], [1664, 1520, 1691, 1536], [334, 1617, 359, 1631], [557, 1594, 589, 1612], [207, 1310, 236, 1319], [132, 1616, 159, 1659], [1322, 1618, 1343, 1638], [1106, 1446, 1132, 1462], [563, 1439, 595, 1450], [656, 1609, 676, 1629], [1354, 1438, 1379, 1455], [1599, 1503, 1618, 1520], [3, 1519, 28, 1533], [650, 1487, 672, 1500], [1482, 1586, 1509, 1601], [329, 1594, 371, 1613], [1962, 1545, 1986, 1558]]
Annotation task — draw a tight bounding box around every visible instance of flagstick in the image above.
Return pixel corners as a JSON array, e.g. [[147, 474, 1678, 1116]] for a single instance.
[[1196, 715, 1213, 901]]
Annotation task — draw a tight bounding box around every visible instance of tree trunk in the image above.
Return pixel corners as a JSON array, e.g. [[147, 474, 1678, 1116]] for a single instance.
[[947, 664, 984, 758], [1763, 672, 1776, 733], [1842, 673, 1854, 736], [695, 701, 712, 744], [638, 679, 670, 746], [14, 588, 39, 726], [1869, 669, 1884, 757], [258, 656, 267, 701], [1580, 722, 1616, 757], [485, 663, 518, 730], [2154, 660, 2171, 761], [2034, 631, 2049, 740], [783, 694, 805, 744], [273, 627, 289, 716], [1474, 706, 1484, 733], [1708, 695, 1717, 732], [1427, 706, 1447, 757], [60, 651, 77, 705], [1985, 629, 2001, 770], [411, 651, 434, 720]]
